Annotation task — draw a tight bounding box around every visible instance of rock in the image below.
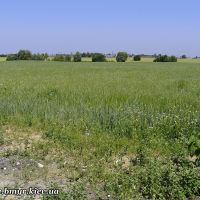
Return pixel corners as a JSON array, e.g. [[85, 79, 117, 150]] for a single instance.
[[115, 159, 120, 164], [188, 156, 197, 162], [37, 163, 44, 168], [16, 161, 20, 166], [122, 156, 131, 169]]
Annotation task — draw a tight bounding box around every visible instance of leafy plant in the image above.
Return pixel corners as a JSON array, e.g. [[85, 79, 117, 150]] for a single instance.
[[188, 132, 200, 159]]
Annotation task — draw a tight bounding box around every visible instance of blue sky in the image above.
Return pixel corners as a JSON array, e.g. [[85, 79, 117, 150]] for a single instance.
[[1, 0, 200, 56]]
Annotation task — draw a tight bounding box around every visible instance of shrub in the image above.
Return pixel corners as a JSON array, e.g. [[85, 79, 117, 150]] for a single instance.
[[92, 53, 106, 62], [53, 54, 65, 62], [154, 55, 177, 62], [188, 133, 200, 161], [73, 52, 82, 62], [6, 54, 18, 61], [170, 56, 177, 62], [65, 55, 71, 62], [7, 52, 48, 61], [32, 54, 42, 60], [17, 50, 32, 60], [116, 52, 128, 62], [134, 55, 141, 61], [32, 53, 49, 61]]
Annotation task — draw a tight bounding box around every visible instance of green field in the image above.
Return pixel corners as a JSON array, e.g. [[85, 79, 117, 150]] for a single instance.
[[0, 57, 6, 62], [0, 61, 200, 199]]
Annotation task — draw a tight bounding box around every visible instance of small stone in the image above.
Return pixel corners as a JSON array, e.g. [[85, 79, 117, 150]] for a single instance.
[[188, 156, 197, 162], [115, 159, 120, 164], [85, 130, 90, 136], [37, 163, 44, 168], [16, 161, 20, 166]]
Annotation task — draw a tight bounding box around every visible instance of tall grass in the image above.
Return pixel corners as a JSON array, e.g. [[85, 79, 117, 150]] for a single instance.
[[1, 61, 200, 150], [0, 61, 200, 198]]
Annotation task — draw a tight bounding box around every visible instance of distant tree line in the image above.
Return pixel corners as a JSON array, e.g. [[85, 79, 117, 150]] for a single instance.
[[48, 52, 107, 62], [0, 54, 7, 57], [46, 52, 107, 62], [53, 54, 71, 62], [81, 52, 93, 57], [53, 52, 82, 62], [5, 50, 181, 63], [116, 52, 142, 62], [154, 55, 177, 62], [7, 50, 48, 61]]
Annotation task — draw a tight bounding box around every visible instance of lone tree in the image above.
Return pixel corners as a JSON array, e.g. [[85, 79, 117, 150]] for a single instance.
[[181, 55, 187, 59], [134, 55, 141, 61], [73, 52, 82, 62], [92, 53, 106, 62], [116, 52, 128, 62], [17, 50, 32, 60]]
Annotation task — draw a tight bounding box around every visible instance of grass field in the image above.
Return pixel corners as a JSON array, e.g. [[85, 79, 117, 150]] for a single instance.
[[0, 57, 6, 62], [0, 61, 200, 199]]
